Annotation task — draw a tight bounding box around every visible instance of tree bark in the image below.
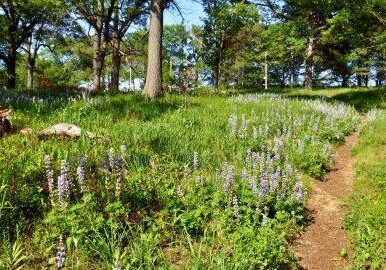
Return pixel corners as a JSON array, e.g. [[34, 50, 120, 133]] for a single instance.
[[304, 35, 314, 90], [143, 0, 164, 98], [110, 37, 121, 92], [6, 47, 17, 89], [213, 59, 220, 92], [290, 52, 295, 87], [92, 0, 104, 92], [341, 75, 348, 87], [357, 74, 362, 87]]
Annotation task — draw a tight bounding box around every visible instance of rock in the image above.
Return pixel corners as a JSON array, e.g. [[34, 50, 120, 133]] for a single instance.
[[37, 123, 95, 139], [20, 127, 34, 135]]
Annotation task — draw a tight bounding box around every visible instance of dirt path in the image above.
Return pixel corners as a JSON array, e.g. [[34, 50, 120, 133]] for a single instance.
[[294, 130, 359, 270]]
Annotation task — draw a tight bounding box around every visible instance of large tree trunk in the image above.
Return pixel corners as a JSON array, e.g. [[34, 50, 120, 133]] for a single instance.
[[304, 35, 314, 90], [110, 37, 121, 92], [6, 48, 17, 89], [26, 44, 37, 90], [143, 0, 164, 98], [92, 0, 104, 92]]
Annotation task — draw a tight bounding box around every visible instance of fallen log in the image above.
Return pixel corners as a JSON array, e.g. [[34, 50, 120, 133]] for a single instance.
[[0, 108, 12, 138]]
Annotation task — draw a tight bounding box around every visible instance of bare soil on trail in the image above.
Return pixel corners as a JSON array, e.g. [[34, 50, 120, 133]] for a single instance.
[[294, 131, 359, 270]]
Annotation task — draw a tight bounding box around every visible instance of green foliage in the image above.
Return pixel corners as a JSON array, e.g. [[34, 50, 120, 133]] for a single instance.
[[346, 110, 386, 269]]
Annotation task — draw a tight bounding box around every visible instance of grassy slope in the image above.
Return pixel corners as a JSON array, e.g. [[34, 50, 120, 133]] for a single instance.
[[0, 91, 359, 269], [275, 87, 386, 268]]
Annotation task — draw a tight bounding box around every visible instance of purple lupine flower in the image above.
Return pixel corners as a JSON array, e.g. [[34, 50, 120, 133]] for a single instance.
[[245, 149, 252, 167], [228, 113, 238, 137], [44, 155, 55, 206], [107, 148, 115, 172], [232, 195, 240, 220], [270, 168, 280, 192], [176, 186, 184, 197], [223, 163, 235, 192], [259, 172, 270, 199], [120, 145, 127, 160], [56, 235, 66, 268], [241, 167, 248, 181], [57, 160, 69, 206], [76, 156, 87, 193], [215, 168, 221, 188], [192, 151, 198, 170], [253, 126, 258, 141], [238, 114, 248, 139], [292, 182, 304, 200], [248, 176, 258, 196], [195, 175, 204, 187], [262, 214, 269, 226]]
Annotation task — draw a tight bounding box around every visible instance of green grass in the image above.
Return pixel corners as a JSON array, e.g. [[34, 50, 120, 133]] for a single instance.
[[345, 110, 386, 269], [0, 89, 371, 269]]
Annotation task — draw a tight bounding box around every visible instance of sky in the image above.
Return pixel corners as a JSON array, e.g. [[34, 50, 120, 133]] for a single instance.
[[164, 0, 205, 26]]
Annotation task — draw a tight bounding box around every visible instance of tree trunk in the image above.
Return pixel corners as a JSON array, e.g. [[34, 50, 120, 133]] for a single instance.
[[357, 74, 362, 87], [341, 75, 348, 87], [6, 48, 17, 89], [143, 0, 164, 98], [213, 60, 220, 92], [290, 52, 295, 87], [26, 46, 36, 90], [304, 35, 315, 90], [92, 0, 104, 92], [110, 38, 121, 92]]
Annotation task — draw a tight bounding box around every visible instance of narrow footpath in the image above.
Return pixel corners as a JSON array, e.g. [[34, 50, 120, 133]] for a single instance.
[[294, 130, 360, 269]]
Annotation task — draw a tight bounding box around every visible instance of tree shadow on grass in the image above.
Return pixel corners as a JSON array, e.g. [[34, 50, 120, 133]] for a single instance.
[[100, 94, 190, 122], [285, 88, 385, 113], [331, 88, 385, 112]]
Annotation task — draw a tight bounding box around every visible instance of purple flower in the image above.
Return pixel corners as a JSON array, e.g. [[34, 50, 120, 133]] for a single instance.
[[292, 182, 304, 201], [228, 113, 238, 137], [57, 160, 69, 206], [44, 155, 55, 206], [192, 151, 198, 170], [76, 156, 87, 193], [56, 235, 66, 268], [232, 195, 240, 220], [223, 163, 235, 192], [259, 172, 269, 199]]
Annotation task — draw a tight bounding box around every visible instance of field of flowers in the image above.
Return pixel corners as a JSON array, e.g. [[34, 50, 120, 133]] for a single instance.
[[0, 91, 359, 269]]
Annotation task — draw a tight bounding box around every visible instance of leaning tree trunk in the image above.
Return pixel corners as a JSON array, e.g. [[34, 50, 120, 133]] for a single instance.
[[143, 0, 164, 98], [304, 35, 315, 90]]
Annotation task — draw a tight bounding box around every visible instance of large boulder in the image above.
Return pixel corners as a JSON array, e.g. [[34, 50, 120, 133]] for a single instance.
[[37, 123, 95, 138]]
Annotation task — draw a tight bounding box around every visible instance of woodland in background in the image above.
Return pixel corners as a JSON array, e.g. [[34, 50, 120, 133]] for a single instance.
[[0, 0, 385, 96]]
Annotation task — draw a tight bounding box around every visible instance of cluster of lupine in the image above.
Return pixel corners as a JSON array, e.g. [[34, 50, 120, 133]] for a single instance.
[[0, 91, 102, 108], [228, 95, 358, 166], [219, 95, 360, 224], [215, 148, 304, 224], [44, 155, 71, 207], [43, 145, 127, 206], [99, 145, 127, 198]]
